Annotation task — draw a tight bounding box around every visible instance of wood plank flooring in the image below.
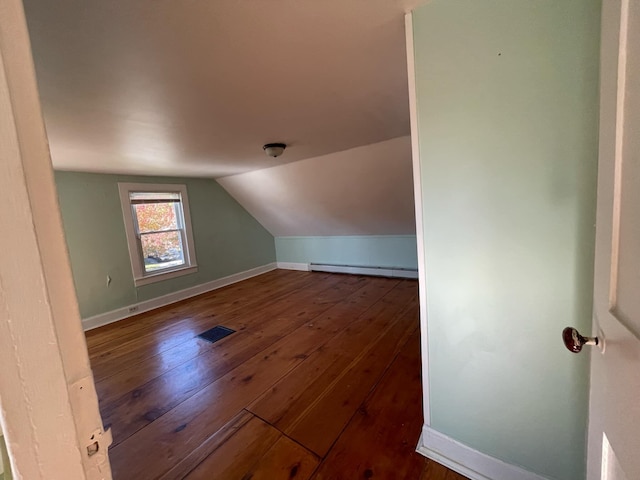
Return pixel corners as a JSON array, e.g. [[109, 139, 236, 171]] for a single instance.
[[86, 270, 467, 480]]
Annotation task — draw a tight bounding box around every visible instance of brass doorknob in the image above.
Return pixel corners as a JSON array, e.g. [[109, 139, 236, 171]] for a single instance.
[[562, 327, 599, 353]]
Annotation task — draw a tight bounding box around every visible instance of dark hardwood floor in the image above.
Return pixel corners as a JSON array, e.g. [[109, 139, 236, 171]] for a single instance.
[[86, 270, 467, 480]]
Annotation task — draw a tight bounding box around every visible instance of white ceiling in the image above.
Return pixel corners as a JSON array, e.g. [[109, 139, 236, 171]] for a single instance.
[[24, 0, 426, 178]]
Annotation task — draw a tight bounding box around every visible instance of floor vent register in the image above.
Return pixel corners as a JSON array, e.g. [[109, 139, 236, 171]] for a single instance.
[[198, 325, 235, 344]]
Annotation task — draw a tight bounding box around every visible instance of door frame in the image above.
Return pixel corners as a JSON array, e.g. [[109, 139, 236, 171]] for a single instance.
[[0, 1, 112, 478], [404, 12, 432, 429]]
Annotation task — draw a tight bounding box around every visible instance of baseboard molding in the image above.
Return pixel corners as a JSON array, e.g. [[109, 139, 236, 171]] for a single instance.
[[276, 262, 310, 271], [82, 262, 277, 331], [417, 425, 548, 480], [309, 263, 419, 279]]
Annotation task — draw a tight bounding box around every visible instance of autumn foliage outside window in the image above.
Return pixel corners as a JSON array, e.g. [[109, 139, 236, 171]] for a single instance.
[[130, 192, 187, 273]]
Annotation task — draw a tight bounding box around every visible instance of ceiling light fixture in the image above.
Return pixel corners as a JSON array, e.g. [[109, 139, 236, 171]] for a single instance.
[[263, 143, 287, 158]]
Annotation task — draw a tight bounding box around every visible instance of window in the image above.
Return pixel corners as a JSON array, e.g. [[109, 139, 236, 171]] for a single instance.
[[119, 183, 197, 286]]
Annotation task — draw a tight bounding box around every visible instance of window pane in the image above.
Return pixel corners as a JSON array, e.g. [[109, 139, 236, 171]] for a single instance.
[[141, 231, 185, 273], [133, 202, 179, 233]]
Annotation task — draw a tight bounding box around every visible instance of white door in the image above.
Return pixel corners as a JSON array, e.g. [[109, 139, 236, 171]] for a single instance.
[[584, 0, 640, 479]]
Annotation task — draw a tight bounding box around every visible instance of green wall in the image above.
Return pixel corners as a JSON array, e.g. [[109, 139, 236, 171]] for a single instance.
[[0, 425, 10, 480], [412, 1, 600, 479], [275, 235, 418, 269], [55, 171, 276, 319]]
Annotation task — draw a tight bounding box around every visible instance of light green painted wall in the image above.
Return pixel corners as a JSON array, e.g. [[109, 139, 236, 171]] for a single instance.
[[55, 172, 276, 319], [275, 235, 418, 269], [412, 1, 600, 479], [0, 427, 9, 480]]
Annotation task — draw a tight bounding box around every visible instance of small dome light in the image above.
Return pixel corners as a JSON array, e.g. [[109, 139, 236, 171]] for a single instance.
[[263, 143, 287, 158]]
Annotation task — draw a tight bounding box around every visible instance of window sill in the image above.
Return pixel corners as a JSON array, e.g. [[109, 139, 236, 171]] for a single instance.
[[134, 265, 198, 287]]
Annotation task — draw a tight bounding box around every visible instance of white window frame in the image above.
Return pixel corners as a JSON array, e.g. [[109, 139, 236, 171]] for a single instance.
[[118, 182, 198, 286]]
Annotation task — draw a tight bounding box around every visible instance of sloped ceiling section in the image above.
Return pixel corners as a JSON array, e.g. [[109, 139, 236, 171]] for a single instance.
[[217, 136, 415, 236]]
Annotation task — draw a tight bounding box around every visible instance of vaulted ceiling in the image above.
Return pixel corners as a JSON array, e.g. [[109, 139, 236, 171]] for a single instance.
[[24, 0, 426, 178], [218, 136, 416, 236]]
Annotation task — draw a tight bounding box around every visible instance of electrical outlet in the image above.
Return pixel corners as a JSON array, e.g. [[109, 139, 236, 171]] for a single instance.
[[128, 306, 139, 313]]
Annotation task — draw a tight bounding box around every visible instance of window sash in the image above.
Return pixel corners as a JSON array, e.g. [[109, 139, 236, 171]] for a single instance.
[[139, 229, 187, 274], [133, 209, 188, 272], [130, 199, 185, 235], [136, 227, 182, 239]]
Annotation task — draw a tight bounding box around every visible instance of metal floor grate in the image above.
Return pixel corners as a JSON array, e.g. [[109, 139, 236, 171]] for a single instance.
[[197, 325, 235, 344]]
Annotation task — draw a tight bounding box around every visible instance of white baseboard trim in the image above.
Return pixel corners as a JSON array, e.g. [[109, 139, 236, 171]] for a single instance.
[[309, 263, 419, 279], [82, 262, 277, 331], [276, 262, 310, 271], [417, 425, 548, 480]]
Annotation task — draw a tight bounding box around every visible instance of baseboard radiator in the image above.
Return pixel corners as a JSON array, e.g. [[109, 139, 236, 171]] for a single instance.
[[309, 263, 418, 279]]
